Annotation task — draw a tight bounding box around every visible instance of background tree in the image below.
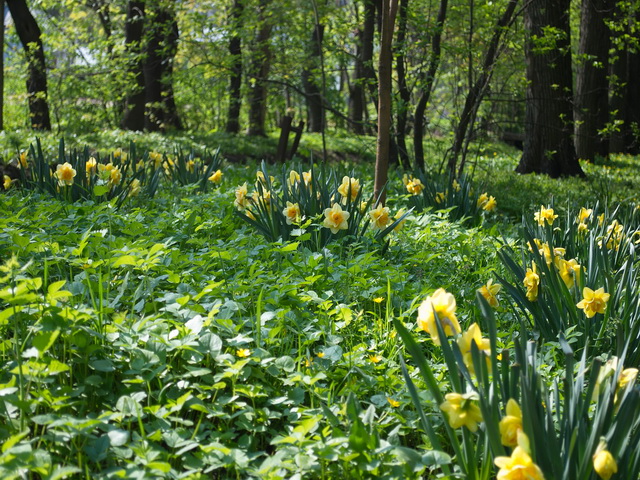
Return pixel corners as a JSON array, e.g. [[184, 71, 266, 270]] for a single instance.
[[516, 0, 583, 177], [143, 1, 182, 131], [373, 0, 398, 203], [247, 0, 272, 137], [574, 0, 612, 161], [226, 0, 244, 134], [7, 0, 51, 130], [121, 1, 146, 131]]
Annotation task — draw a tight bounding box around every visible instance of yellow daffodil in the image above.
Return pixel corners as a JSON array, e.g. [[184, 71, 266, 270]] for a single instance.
[[578, 222, 589, 234], [524, 262, 540, 301], [369, 204, 391, 230], [457, 323, 491, 374], [288, 170, 300, 186], [338, 176, 360, 203], [478, 279, 501, 308], [186, 159, 195, 173], [578, 207, 593, 223], [149, 151, 163, 169], [483, 195, 497, 212], [236, 348, 251, 358], [302, 170, 312, 186], [598, 213, 605, 225], [406, 177, 424, 195], [128, 178, 141, 197], [18, 151, 28, 169], [55, 162, 76, 187], [499, 399, 523, 447], [234, 182, 249, 210], [393, 208, 407, 231], [435, 191, 446, 204], [86, 157, 97, 176], [534, 205, 558, 226], [558, 258, 581, 289], [3, 175, 13, 190], [452, 179, 461, 192], [208, 169, 223, 184], [601, 220, 624, 250], [252, 189, 271, 208], [495, 432, 545, 480], [417, 288, 460, 345], [592, 356, 619, 401], [576, 287, 609, 318], [109, 166, 122, 186], [440, 392, 483, 432], [593, 441, 617, 480], [136, 159, 145, 171], [618, 368, 638, 390], [323, 203, 350, 233], [282, 201, 301, 225], [477, 193, 489, 208]]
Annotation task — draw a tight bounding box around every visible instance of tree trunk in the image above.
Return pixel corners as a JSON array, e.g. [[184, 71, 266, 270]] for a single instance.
[[516, 0, 584, 177], [349, 0, 377, 134], [574, 0, 612, 161], [143, 4, 182, 132], [7, 0, 51, 130], [373, 0, 399, 204], [394, 0, 410, 169], [247, 0, 272, 137], [609, 4, 640, 154], [226, 0, 243, 134], [121, 1, 145, 131], [302, 22, 325, 132], [413, 0, 447, 172], [449, 0, 519, 176]]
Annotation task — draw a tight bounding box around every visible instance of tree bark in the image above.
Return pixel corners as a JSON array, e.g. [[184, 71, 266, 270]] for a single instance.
[[143, 3, 182, 131], [413, 0, 447, 172], [7, 0, 51, 130], [226, 0, 243, 134], [302, 22, 325, 132], [394, 0, 410, 169], [247, 0, 272, 137], [349, 0, 377, 134], [609, 4, 640, 154], [121, 1, 145, 131], [574, 0, 612, 161], [516, 0, 584, 177], [373, 0, 399, 204]]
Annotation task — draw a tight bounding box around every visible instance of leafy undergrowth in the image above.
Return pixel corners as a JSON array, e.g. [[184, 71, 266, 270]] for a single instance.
[[2, 146, 640, 479], [0, 171, 502, 479]]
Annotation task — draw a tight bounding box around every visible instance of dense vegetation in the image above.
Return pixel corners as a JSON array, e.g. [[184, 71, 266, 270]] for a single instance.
[[2, 133, 640, 478]]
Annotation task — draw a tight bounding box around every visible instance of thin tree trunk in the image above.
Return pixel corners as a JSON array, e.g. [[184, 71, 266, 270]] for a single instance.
[[394, 0, 410, 169], [413, 0, 447, 172], [373, 0, 399, 205], [7, 0, 51, 130], [247, 0, 272, 137], [449, 0, 519, 175], [349, 0, 377, 134], [121, 1, 145, 131], [516, 0, 583, 177], [226, 0, 243, 134], [574, 0, 612, 161], [302, 22, 325, 132]]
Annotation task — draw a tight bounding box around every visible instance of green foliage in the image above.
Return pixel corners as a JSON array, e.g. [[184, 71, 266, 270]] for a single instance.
[[235, 161, 410, 251]]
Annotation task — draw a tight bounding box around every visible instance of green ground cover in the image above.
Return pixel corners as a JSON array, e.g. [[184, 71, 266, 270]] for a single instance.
[[2, 134, 640, 479]]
